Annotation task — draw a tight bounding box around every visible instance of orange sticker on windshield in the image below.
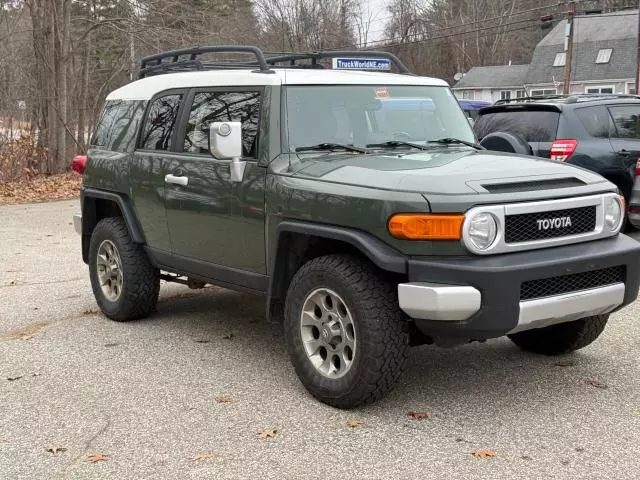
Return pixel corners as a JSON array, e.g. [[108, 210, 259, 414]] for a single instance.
[[375, 87, 389, 98]]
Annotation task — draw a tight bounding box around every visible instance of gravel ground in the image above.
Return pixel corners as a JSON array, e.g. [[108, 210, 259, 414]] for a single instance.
[[1, 199, 640, 480]]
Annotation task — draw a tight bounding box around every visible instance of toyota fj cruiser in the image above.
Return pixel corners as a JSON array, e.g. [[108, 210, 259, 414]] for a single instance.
[[73, 46, 640, 408]]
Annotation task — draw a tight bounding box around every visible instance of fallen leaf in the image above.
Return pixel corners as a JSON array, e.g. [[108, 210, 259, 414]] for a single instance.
[[554, 359, 575, 367], [407, 411, 429, 420], [189, 452, 215, 461], [222, 333, 234, 340], [521, 455, 532, 460], [214, 396, 232, 403], [586, 379, 608, 389], [83, 309, 99, 316], [104, 343, 119, 348], [7, 375, 23, 381], [346, 418, 363, 428], [472, 450, 496, 458], [45, 445, 67, 454], [86, 453, 108, 463], [257, 429, 277, 439], [0, 173, 81, 205], [194, 339, 210, 344]]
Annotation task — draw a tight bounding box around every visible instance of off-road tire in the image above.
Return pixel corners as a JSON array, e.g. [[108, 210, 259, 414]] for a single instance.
[[89, 217, 160, 321], [507, 314, 609, 355], [284, 254, 410, 409]]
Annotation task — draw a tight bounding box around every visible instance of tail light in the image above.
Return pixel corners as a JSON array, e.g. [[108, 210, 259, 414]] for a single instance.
[[71, 155, 87, 175], [550, 140, 577, 161], [635, 158, 640, 176]]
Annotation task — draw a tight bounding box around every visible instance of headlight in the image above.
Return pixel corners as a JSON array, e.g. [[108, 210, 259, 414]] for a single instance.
[[604, 196, 623, 231], [465, 212, 498, 251]]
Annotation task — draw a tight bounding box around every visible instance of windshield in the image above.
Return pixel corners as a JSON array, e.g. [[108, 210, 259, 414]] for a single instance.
[[283, 85, 475, 152]]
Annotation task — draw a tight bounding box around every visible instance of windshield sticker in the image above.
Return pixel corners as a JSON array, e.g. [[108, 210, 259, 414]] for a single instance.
[[332, 58, 392, 71], [375, 87, 390, 98]]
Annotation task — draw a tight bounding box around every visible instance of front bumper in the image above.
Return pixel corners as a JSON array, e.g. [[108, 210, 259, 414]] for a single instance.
[[399, 234, 640, 340]]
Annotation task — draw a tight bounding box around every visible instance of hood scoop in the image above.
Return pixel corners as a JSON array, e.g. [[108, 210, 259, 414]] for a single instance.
[[481, 177, 585, 194]]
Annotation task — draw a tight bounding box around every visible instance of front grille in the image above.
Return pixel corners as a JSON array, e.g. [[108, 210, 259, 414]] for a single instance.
[[505, 206, 596, 243], [520, 266, 625, 301]]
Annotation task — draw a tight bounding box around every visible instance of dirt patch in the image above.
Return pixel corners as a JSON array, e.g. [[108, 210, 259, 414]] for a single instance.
[[0, 173, 81, 205], [1, 322, 50, 342]]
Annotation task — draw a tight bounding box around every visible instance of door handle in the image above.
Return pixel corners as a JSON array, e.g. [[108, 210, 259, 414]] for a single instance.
[[618, 149, 631, 156], [164, 174, 188, 186]]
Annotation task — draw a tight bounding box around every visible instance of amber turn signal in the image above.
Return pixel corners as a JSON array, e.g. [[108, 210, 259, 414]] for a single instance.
[[388, 214, 464, 240]]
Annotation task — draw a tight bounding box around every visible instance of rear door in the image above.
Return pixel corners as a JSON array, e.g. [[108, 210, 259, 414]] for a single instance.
[[474, 106, 561, 157], [607, 104, 640, 181]]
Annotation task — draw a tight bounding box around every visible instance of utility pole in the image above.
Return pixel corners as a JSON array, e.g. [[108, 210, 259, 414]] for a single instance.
[[563, 1, 576, 95]]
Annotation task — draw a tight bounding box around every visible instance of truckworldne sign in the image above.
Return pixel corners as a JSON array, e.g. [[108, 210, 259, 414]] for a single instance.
[[332, 58, 392, 71]]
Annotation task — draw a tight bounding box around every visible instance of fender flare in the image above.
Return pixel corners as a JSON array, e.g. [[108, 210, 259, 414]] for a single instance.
[[81, 188, 145, 244]]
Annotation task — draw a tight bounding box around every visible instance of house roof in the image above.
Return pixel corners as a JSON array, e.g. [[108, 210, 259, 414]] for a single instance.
[[452, 64, 529, 89], [526, 10, 638, 84]]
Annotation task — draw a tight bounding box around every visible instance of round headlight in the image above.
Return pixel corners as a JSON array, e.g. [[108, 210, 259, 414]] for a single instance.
[[605, 196, 623, 231], [466, 212, 498, 251]]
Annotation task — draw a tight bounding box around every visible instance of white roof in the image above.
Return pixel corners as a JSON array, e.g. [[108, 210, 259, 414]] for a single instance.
[[106, 69, 448, 101]]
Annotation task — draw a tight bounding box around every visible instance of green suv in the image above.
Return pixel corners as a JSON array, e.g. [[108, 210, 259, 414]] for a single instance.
[[74, 46, 640, 408]]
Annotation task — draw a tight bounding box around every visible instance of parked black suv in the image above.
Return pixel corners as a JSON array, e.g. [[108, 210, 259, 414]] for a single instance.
[[474, 95, 640, 224]]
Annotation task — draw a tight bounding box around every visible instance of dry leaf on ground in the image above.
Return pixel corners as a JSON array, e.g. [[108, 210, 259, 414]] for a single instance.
[[472, 450, 496, 458], [586, 379, 609, 389], [214, 396, 232, 403], [189, 452, 215, 461], [257, 429, 277, 439], [7, 375, 23, 381], [346, 418, 363, 428], [407, 411, 429, 420], [45, 445, 67, 454], [222, 333, 234, 340], [554, 359, 575, 367], [85, 453, 108, 463], [0, 173, 81, 205], [1, 322, 48, 342]]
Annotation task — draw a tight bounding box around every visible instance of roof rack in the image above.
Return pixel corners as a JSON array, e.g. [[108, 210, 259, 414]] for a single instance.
[[138, 45, 413, 78], [494, 93, 640, 105]]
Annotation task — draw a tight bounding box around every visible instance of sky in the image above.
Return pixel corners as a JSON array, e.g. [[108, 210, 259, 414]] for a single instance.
[[365, 0, 391, 43]]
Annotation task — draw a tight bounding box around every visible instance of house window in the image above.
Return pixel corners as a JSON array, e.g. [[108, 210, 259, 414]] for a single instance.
[[516, 90, 526, 98], [530, 89, 557, 97], [553, 52, 566, 67], [595, 49, 613, 64], [627, 83, 637, 95], [500, 91, 511, 100], [585, 86, 614, 94], [459, 90, 475, 100]]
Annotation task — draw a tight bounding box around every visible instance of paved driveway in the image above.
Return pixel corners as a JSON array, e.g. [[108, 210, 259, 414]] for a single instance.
[[1, 200, 640, 479]]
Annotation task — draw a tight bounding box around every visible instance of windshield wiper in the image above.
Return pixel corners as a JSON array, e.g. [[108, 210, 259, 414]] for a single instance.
[[366, 140, 429, 151], [295, 143, 369, 154], [427, 138, 484, 150]]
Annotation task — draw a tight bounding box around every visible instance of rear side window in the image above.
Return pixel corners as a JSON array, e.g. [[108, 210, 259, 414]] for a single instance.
[[609, 105, 640, 139], [139, 94, 183, 151], [90, 101, 121, 147], [574, 106, 614, 138], [474, 110, 560, 142], [183, 91, 261, 157]]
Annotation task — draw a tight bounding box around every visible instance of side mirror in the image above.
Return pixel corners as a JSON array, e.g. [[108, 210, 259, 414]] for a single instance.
[[209, 121, 242, 160], [209, 122, 246, 182], [467, 117, 475, 128]]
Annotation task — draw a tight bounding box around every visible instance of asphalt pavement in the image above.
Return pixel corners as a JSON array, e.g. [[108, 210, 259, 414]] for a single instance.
[[1, 199, 640, 480]]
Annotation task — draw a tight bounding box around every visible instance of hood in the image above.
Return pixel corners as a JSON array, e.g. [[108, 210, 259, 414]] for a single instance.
[[289, 149, 609, 195]]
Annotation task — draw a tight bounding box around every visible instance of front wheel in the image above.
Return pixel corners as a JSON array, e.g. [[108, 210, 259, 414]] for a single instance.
[[284, 255, 410, 409], [507, 314, 609, 355]]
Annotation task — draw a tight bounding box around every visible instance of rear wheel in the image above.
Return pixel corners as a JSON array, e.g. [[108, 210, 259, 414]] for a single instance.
[[284, 254, 410, 409], [89, 217, 160, 321], [507, 314, 609, 355]]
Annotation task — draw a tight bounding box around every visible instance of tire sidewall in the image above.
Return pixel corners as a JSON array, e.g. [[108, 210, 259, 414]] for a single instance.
[[285, 265, 376, 401], [88, 222, 128, 318]]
